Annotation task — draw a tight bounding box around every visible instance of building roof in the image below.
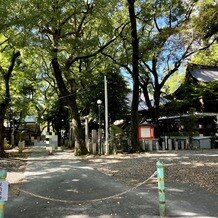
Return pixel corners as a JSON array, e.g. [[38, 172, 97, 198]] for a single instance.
[[188, 65, 218, 82], [158, 112, 218, 121], [24, 116, 37, 123]]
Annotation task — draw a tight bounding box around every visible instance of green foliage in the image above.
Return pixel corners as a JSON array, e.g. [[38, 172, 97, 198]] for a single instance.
[[137, 0, 217, 123], [193, 3, 218, 39], [183, 108, 199, 137], [190, 2, 218, 68], [44, 98, 69, 134], [164, 70, 185, 94], [75, 147, 82, 156], [78, 67, 130, 122], [192, 43, 218, 66], [110, 124, 123, 135], [110, 123, 131, 153], [163, 80, 218, 115]]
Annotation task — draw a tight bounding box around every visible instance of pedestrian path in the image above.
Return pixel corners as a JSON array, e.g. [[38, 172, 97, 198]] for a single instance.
[[5, 147, 159, 218]]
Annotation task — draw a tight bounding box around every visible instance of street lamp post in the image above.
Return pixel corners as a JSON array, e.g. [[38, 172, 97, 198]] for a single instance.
[[97, 99, 102, 155]]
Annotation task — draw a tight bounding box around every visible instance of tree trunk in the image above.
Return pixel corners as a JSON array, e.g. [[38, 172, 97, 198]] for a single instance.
[[0, 119, 7, 157], [0, 102, 10, 157], [51, 55, 88, 155], [68, 99, 87, 155], [0, 51, 20, 157], [128, 0, 141, 152], [153, 89, 161, 124]]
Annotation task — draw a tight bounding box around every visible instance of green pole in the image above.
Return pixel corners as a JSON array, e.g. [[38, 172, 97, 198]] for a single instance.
[[156, 161, 166, 217], [0, 169, 7, 218]]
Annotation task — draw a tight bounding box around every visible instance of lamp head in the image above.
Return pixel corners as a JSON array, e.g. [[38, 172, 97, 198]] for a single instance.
[[97, 99, 102, 105]]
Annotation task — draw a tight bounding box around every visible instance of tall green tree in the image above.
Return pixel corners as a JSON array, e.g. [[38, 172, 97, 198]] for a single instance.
[[102, 1, 142, 152], [126, 0, 141, 152], [137, 0, 217, 125], [78, 67, 130, 123], [17, 0, 124, 155], [0, 42, 20, 157], [0, 0, 42, 156]]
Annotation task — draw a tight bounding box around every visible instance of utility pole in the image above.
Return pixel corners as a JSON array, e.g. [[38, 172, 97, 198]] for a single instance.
[[104, 76, 109, 155]]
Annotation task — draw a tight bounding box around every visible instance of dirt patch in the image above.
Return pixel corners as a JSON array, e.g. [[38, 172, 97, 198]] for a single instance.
[[83, 149, 218, 195], [0, 148, 31, 196]]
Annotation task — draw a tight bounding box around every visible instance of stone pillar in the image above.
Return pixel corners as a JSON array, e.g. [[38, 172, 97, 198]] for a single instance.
[[168, 139, 172, 150], [181, 141, 185, 150], [155, 139, 159, 151], [18, 140, 25, 153], [85, 118, 90, 152], [164, 136, 168, 150], [175, 140, 179, 150], [98, 129, 102, 155], [141, 139, 146, 151], [11, 134, 15, 147], [91, 130, 97, 155], [186, 138, 190, 149], [110, 128, 116, 154], [148, 140, 153, 151], [162, 141, 165, 151]]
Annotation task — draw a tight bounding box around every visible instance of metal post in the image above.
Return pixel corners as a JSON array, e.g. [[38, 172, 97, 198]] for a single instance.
[[156, 161, 166, 218], [0, 170, 7, 218], [104, 76, 109, 155]]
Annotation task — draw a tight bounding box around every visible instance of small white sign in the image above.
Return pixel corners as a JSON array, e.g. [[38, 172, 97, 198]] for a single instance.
[[0, 181, 9, 201], [140, 127, 151, 138]]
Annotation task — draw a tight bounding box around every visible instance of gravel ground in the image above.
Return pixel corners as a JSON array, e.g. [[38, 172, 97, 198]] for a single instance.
[[83, 149, 218, 195], [1, 148, 217, 196], [0, 148, 30, 195]]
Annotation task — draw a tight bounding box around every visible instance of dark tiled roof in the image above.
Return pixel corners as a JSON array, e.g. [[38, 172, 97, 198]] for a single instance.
[[189, 65, 218, 82]]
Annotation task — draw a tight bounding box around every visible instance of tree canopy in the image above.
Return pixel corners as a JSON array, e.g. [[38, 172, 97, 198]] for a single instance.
[[0, 0, 217, 156]]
